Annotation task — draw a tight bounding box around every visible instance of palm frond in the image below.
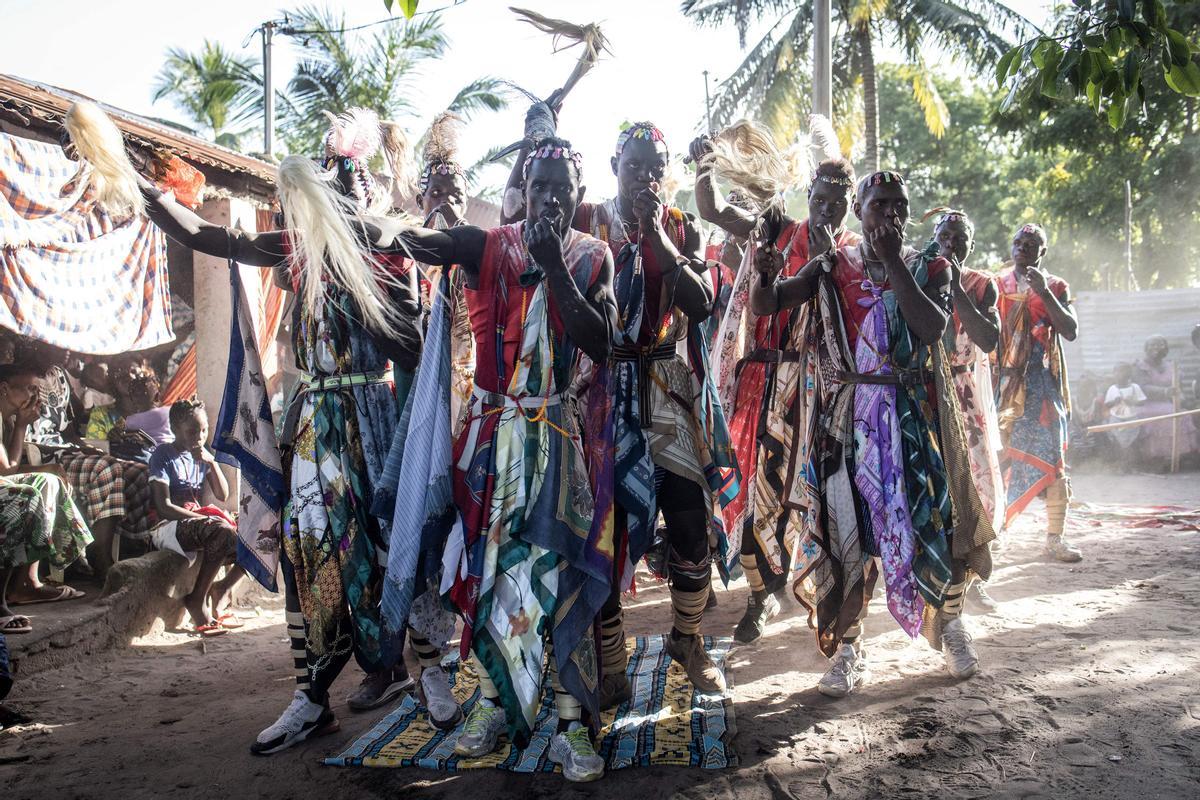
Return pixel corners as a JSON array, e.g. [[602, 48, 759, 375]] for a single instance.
[[446, 78, 511, 119]]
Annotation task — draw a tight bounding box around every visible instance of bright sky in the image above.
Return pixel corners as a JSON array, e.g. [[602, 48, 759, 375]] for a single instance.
[[1, 0, 1053, 198]]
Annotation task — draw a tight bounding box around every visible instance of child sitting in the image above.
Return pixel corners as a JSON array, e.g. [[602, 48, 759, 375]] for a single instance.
[[148, 399, 245, 635], [1104, 362, 1147, 453]]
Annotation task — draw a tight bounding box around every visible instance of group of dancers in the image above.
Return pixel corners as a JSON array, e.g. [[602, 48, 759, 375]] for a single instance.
[[122, 95, 1080, 782]]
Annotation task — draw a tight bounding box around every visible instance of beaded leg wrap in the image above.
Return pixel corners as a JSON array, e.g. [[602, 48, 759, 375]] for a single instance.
[[740, 552, 766, 594], [1046, 478, 1070, 536], [411, 634, 442, 670], [941, 581, 969, 619], [669, 546, 713, 636]]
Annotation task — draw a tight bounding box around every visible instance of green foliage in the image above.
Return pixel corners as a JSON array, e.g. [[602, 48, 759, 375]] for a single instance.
[[997, 0, 1200, 129], [680, 0, 1032, 153], [875, 63, 1200, 290], [152, 41, 262, 149], [383, 0, 420, 17]]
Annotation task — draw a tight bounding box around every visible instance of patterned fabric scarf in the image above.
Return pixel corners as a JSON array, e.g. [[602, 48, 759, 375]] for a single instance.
[[447, 225, 612, 748], [213, 262, 286, 591], [851, 280, 925, 634], [609, 238, 656, 586], [791, 271, 869, 657], [378, 270, 458, 648]]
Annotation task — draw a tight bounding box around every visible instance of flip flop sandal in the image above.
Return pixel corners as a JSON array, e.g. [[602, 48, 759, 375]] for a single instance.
[[0, 615, 32, 634], [216, 613, 245, 630], [10, 585, 86, 606], [194, 623, 229, 638]]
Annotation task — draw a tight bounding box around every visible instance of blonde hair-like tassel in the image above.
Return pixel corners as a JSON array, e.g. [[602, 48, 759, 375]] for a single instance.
[[64, 101, 145, 220]]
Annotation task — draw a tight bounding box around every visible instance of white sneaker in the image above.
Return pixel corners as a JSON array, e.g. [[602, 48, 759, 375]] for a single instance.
[[453, 700, 507, 757], [421, 665, 463, 731], [549, 722, 605, 782], [250, 690, 337, 755], [817, 644, 867, 698], [941, 617, 980, 679]]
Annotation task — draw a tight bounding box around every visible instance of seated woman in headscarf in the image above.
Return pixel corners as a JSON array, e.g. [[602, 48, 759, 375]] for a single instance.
[[1132, 334, 1198, 469]]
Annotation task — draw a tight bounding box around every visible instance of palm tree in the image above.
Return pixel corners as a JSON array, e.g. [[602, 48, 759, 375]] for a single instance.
[[681, 0, 1035, 170], [281, 6, 509, 158], [152, 41, 262, 150]]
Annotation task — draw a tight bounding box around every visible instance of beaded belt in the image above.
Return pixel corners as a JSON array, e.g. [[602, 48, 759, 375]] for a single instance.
[[281, 369, 393, 449], [611, 343, 678, 429], [299, 370, 392, 391]]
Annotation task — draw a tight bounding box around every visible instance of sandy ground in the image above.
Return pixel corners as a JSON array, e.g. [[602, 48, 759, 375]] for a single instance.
[[1, 470, 1198, 800]]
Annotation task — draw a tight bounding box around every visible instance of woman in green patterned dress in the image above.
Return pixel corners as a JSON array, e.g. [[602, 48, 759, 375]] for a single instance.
[[0, 361, 93, 634]]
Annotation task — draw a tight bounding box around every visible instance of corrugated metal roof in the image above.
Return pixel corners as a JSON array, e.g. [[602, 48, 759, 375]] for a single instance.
[[1062, 288, 1200, 384], [0, 73, 276, 195]]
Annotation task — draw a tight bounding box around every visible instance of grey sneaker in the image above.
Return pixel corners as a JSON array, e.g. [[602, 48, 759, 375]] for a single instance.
[[817, 644, 867, 698], [250, 690, 338, 755], [941, 617, 980, 679], [665, 632, 726, 693], [1045, 535, 1083, 563], [421, 665, 463, 731], [966, 581, 999, 614], [549, 723, 605, 782], [453, 701, 507, 757], [346, 666, 414, 711], [734, 591, 781, 644]]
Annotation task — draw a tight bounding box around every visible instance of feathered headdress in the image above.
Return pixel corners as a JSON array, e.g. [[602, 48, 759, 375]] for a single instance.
[[418, 112, 466, 194], [321, 108, 386, 212], [63, 101, 145, 220]]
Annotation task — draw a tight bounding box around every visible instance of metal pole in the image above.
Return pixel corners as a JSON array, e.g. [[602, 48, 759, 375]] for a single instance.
[[703, 70, 713, 132], [813, 0, 832, 120], [262, 21, 275, 158], [1124, 180, 1137, 290]]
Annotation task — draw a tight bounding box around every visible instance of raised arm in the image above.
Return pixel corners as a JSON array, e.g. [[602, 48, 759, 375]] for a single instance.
[[952, 270, 1000, 353], [1027, 269, 1078, 342], [688, 136, 757, 240], [526, 217, 615, 364], [633, 191, 713, 322], [140, 182, 288, 267], [370, 219, 487, 286], [499, 142, 532, 225]]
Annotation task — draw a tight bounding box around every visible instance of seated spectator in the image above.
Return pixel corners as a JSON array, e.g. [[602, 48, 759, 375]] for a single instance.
[[87, 365, 172, 460], [148, 399, 244, 635], [1104, 362, 1147, 454], [0, 361, 92, 635], [15, 339, 154, 580], [1133, 334, 1198, 469]]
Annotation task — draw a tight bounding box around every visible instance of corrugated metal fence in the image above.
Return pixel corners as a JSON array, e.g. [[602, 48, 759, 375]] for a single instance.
[[1062, 288, 1200, 386]]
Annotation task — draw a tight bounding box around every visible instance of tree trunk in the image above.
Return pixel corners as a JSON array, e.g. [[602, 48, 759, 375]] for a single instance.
[[857, 27, 879, 174]]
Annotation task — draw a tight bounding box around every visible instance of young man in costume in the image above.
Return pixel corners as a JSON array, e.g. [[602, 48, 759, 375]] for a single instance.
[[762, 171, 992, 695], [994, 223, 1081, 563], [397, 137, 618, 781], [502, 122, 735, 708], [689, 129, 860, 644], [137, 110, 443, 752]]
